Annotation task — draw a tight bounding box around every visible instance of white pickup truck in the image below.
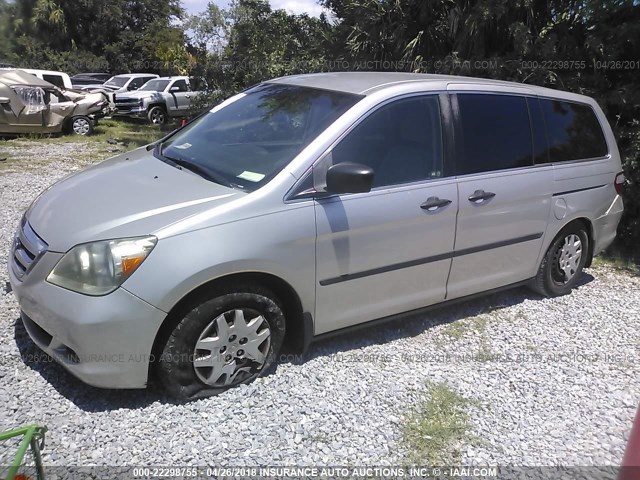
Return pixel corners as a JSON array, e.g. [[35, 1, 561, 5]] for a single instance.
[[112, 76, 202, 124]]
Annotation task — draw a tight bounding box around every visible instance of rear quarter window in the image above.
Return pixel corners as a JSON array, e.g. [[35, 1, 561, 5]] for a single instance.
[[539, 98, 608, 162]]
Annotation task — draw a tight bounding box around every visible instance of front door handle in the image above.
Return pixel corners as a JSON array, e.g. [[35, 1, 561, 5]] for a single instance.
[[468, 190, 496, 203], [421, 197, 452, 211]]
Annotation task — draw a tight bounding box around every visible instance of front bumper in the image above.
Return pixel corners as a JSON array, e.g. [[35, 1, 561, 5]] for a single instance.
[[112, 106, 147, 119], [8, 250, 166, 389]]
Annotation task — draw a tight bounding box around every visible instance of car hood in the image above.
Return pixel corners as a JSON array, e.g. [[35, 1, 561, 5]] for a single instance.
[[27, 147, 241, 252], [116, 90, 162, 100]]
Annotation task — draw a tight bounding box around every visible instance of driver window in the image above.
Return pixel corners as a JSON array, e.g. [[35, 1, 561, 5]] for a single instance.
[[172, 80, 188, 92], [330, 96, 443, 188]]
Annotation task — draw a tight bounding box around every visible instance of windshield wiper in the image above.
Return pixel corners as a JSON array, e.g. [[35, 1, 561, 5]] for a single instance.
[[157, 144, 244, 190]]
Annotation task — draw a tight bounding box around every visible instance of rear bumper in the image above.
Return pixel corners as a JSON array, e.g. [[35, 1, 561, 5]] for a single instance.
[[8, 251, 166, 389], [593, 195, 624, 256]]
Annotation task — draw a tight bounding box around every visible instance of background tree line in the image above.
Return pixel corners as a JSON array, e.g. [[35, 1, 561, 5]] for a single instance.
[[0, 0, 638, 260]]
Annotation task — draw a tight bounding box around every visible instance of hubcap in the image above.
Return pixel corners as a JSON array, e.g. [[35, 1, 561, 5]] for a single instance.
[[73, 118, 90, 135], [554, 234, 582, 283], [150, 109, 165, 124], [193, 309, 271, 387]]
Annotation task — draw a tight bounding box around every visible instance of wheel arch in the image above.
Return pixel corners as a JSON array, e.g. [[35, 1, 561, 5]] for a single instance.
[[148, 271, 308, 380], [147, 102, 167, 112], [548, 216, 595, 268]]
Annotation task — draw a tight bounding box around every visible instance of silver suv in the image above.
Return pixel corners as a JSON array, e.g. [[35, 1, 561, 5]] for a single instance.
[[8, 73, 625, 400]]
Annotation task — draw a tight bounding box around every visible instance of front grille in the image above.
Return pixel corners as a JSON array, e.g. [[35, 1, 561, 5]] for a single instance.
[[11, 218, 48, 280], [115, 99, 139, 106]]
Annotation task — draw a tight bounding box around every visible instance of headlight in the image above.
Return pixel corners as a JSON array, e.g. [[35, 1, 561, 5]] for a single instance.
[[47, 236, 157, 296]]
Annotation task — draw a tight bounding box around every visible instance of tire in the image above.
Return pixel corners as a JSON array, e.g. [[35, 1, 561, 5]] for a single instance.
[[157, 285, 286, 401], [147, 106, 167, 125], [532, 222, 589, 297], [71, 116, 93, 136]]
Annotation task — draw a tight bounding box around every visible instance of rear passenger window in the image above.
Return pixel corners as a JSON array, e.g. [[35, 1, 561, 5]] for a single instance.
[[539, 99, 608, 162], [331, 96, 443, 188], [456, 94, 532, 175]]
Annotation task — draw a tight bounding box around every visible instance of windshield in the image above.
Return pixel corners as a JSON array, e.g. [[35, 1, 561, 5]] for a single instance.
[[140, 79, 170, 92], [157, 84, 362, 192], [104, 76, 128, 87]]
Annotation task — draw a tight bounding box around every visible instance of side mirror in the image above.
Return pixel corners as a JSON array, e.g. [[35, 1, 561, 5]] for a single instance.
[[170, 86, 180, 93], [325, 162, 374, 194], [0, 97, 10, 105]]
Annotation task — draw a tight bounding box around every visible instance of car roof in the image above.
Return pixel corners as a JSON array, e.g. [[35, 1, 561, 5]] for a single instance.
[[0, 69, 56, 88], [267, 72, 591, 102], [20, 68, 69, 77], [155, 76, 189, 80], [115, 73, 159, 78]]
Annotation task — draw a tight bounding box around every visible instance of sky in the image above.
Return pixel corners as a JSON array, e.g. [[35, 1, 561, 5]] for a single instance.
[[181, 0, 328, 17]]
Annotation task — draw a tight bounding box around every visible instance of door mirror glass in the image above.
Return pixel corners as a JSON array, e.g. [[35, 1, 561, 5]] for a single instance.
[[170, 86, 180, 93], [325, 162, 374, 194]]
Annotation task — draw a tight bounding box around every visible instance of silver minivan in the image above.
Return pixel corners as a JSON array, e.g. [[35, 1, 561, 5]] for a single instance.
[[8, 73, 625, 400]]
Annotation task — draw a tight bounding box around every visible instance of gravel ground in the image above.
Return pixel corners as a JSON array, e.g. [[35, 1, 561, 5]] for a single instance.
[[0, 139, 638, 469]]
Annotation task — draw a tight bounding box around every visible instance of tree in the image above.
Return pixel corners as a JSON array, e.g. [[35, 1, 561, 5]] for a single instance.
[[9, 0, 187, 73]]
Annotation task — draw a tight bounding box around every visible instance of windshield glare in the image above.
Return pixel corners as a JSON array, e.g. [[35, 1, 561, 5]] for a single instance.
[[140, 79, 170, 92], [157, 84, 362, 192], [105, 76, 128, 87]]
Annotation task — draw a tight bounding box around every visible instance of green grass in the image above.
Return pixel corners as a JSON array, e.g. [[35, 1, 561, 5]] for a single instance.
[[591, 255, 640, 276], [441, 314, 488, 340], [4, 118, 166, 149], [402, 382, 471, 465]]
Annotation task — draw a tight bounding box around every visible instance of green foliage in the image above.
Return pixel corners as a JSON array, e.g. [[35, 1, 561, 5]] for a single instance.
[[8, 0, 186, 73]]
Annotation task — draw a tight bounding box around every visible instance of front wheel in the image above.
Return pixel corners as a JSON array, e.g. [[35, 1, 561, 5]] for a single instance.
[[71, 116, 93, 136], [532, 223, 589, 297], [157, 285, 286, 401], [147, 106, 167, 125]]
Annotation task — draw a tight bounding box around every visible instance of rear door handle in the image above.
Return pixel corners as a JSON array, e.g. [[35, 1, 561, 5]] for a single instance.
[[421, 197, 452, 211], [468, 190, 496, 203]]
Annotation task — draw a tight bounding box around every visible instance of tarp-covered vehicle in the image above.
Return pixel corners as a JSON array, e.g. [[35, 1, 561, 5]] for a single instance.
[[0, 70, 108, 136]]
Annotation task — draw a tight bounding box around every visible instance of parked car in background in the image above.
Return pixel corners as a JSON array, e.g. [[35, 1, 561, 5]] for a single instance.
[[0, 70, 108, 135], [81, 73, 159, 101], [112, 76, 202, 124], [17, 68, 73, 90], [70, 73, 112, 88]]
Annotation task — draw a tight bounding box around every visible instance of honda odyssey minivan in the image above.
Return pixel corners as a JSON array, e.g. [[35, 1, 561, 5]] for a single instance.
[[8, 73, 625, 400]]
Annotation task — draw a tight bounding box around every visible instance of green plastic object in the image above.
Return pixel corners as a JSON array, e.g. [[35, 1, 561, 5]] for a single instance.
[[0, 425, 47, 480]]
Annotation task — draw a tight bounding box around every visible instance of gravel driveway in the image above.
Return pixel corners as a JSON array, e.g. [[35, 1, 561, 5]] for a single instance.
[[0, 139, 638, 469]]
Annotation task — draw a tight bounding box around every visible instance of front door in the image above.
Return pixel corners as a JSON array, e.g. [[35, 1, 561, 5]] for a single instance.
[[1, 86, 46, 133], [167, 79, 190, 114], [314, 94, 458, 334]]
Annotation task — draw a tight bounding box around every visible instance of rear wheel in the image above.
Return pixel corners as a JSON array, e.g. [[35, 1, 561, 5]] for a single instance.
[[532, 223, 589, 297], [157, 285, 286, 401]]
